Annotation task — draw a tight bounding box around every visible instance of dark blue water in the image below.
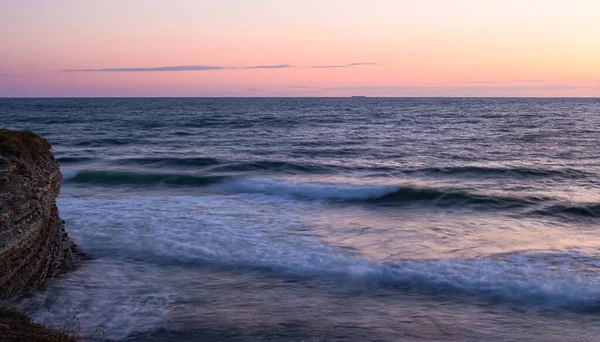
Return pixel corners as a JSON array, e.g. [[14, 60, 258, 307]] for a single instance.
[[2, 98, 600, 341]]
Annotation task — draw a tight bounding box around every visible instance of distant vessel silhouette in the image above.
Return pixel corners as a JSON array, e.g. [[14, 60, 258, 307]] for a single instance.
[[350, 95, 366, 99]]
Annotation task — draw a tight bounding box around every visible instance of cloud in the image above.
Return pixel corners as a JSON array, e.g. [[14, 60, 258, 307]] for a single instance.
[[515, 79, 546, 83], [245, 87, 265, 92], [310, 62, 375, 69], [458, 81, 502, 84], [244, 64, 292, 69], [450, 80, 547, 85], [63, 64, 295, 72], [0, 74, 8, 77], [289, 85, 310, 88], [64, 65, 231, 72], [64, 62, 377, 72]]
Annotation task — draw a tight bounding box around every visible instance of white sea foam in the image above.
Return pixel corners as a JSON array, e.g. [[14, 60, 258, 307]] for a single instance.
[[16, 260, 179, 341], [56, 195, 600, 310], [60, 170, 398, 200], [19, 193, 600, 339], [218, 177, 396, 200]]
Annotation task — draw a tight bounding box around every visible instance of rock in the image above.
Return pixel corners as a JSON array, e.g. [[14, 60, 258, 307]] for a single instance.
[[0, 305, 77, 341], [0, 129, 80, 299]]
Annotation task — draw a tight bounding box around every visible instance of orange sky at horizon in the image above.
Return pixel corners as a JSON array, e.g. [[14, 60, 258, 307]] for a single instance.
[[1, 0, 599, 97]]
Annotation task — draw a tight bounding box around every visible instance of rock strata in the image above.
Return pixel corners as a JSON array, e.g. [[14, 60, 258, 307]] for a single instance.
[[0, 129, 79, 299]]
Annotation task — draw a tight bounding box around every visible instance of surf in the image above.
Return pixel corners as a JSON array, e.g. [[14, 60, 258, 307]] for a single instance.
[[61, 170, 600, 220], [57, 195, 600, 311]]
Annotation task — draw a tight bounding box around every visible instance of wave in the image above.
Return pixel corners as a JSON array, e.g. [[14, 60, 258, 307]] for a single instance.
[[73, 138, 131, 147], [113, 157, 221, 168], [207, 161, 335, 174], [123, 250, 600, 310], [62, 170, 600, 219], [63, 170, 396, 199], [372, 252, 600, 309], [64, 170, 228, 186], [218, 178, 558, 211], [58, 194, 600, 311], [405, 165, 590, 179], [533, 203, 600, 219], [116, 158, 334, 174], [218, 178, 396, 200], [374, 187, 549, 208], [58, 157, 341, 175], [220, 178, 600, 219], [57, 156, 590, 182], [59, 194, 600, 310]]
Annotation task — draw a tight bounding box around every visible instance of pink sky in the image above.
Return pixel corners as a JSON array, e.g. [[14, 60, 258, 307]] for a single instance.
[[1, 0, 599, 97]]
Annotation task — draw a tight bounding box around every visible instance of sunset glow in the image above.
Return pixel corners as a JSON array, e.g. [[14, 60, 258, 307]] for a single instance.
[[1, 0, 599, 97]]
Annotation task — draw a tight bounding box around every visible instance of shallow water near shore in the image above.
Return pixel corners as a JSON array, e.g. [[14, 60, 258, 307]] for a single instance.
[[2, 97, 600, 341]]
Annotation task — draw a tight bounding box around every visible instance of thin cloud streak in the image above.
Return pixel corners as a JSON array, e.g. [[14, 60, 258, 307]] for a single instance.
[[63, 62, 375, 72], [458, 81, 502, 84], [64, 65, 231, 72], [244, 64, 291, 69], [310, 62, 375, 69], [450, 80, 547, 85], [62, 62, 376, 72], [64, 64, 294, 72]]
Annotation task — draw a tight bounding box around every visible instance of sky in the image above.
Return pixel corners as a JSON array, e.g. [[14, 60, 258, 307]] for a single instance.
[[1, 0, 599, 97]]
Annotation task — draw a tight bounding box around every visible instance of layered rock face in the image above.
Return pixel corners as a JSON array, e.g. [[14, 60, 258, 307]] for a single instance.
[[0, 129, 79, 299]]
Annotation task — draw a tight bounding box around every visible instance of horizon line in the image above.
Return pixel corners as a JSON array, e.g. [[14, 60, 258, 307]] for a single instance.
[[1, 96, 599, 99]]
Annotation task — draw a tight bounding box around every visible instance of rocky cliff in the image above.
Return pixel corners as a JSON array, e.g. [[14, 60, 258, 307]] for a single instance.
[[0, 129, 79, 299]]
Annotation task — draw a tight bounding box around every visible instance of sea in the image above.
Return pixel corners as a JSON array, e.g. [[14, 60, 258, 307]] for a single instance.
[[2, 97, 600, 341]]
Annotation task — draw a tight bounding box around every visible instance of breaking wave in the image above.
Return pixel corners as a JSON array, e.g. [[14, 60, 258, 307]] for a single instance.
[[61, 170, 600, 219]]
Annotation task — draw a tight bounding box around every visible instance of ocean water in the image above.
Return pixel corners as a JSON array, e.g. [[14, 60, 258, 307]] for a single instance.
[[2, 97, 600, 341]]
